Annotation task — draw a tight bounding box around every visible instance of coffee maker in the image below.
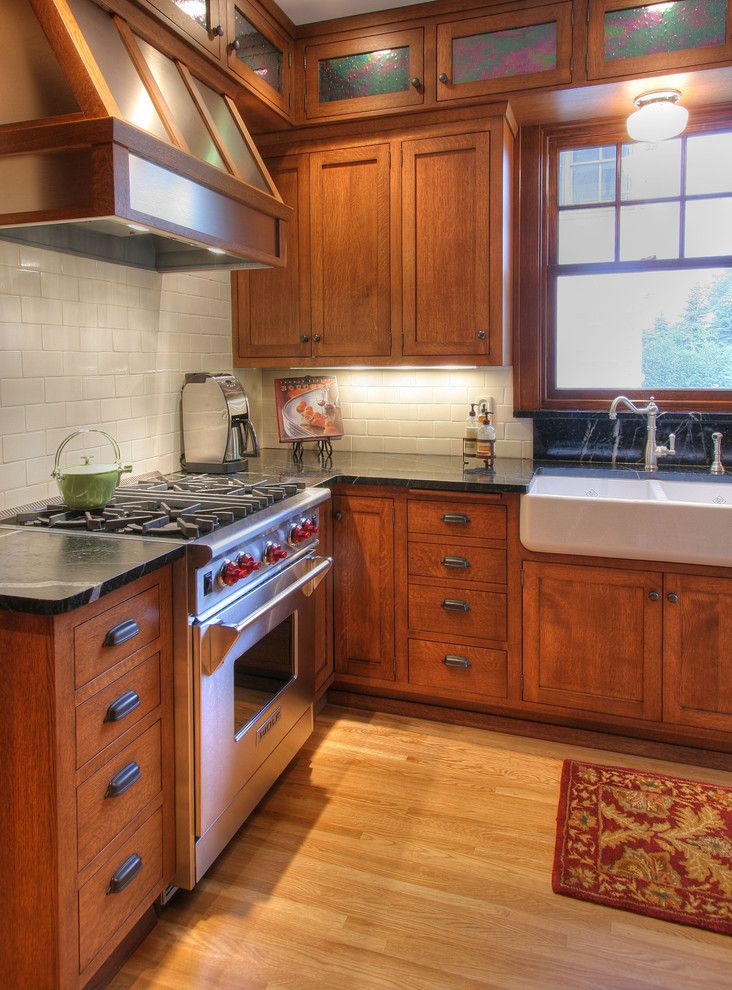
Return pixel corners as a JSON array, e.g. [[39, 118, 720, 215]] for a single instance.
[[181, 373, 259, 473]]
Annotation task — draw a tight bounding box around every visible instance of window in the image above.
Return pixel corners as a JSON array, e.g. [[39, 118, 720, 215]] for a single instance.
[[515, 115, 732, 411], [553, 129, 732, 393]]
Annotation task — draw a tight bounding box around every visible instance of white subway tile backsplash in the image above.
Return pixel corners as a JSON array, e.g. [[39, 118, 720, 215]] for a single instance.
[[45, 377, 83, 403], [3, 377, 43, 406], [42, 324, 80, 351], [3, 430, 44, 462], [23, 350, 64, 377]]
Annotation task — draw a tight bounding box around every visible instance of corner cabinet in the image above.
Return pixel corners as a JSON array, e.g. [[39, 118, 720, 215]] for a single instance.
[[233, 113, 514, 367]]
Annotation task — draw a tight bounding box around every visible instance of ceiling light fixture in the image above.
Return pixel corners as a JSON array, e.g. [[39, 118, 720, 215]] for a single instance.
[[626, 89, 688, 143]]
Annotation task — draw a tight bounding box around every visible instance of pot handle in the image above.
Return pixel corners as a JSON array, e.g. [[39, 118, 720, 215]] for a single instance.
[[52, 428, 129, 479]]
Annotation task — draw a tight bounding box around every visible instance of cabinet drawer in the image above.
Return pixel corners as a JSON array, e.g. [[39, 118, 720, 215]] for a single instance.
[[409, 639, 507, 699], [75, 652, 161, 769], [74, 585, 161, 688], [409, 584, 507, 641], [77, 722, 162, 870], [78, 807, 163, 973], [408, 541, 506, 584], [408, 499, 506, 540]]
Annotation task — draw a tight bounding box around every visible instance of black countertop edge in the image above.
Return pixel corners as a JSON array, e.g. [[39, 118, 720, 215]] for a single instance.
[[315, 473, 530, 493], [0, 544, 184, 617]]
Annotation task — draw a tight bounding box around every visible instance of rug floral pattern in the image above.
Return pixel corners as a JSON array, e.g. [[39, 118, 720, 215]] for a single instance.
[[552, 760, 732, 935]]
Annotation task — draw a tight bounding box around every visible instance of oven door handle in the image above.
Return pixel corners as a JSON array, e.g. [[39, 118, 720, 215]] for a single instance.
[[204, 555, 333, 676]]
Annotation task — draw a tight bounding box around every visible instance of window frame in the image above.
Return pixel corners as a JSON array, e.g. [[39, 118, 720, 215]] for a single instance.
[[514, 108, 732, 412]]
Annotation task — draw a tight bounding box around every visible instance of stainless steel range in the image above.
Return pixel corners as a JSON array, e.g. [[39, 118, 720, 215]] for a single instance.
[[6, 471, 332, 889]]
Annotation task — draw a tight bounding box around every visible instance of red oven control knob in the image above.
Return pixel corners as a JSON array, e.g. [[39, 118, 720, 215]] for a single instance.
[[288, 524, 307, 545], [219, 560, 245, 586], [264, 542, 288, 564], [235, 552, 261, 577], [302, 517, 320, 537]]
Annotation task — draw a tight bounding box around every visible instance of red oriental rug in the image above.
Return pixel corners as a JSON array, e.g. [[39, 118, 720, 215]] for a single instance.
[[552, 760, 732, 935]]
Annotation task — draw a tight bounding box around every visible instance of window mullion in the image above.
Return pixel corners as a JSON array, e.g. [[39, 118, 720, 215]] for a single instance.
[[614, 141, 621, 263], [679, 136, 688, 259]]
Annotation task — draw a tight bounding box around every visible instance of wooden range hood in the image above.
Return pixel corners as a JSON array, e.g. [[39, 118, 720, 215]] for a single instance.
[[0, 0, 290, 271]]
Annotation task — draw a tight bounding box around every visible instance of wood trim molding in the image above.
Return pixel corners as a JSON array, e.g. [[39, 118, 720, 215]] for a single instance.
[[177, 61, 240, 177]]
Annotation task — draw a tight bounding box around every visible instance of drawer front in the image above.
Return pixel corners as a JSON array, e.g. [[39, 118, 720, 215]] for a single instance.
[[77, 722, 162, 870], [409, 639, 508, 699], [409, 584, 507, 641], [408, 499, 506, 540], [74, 585, 161, 688], [75, 652, 161, 769], [78, 807, 163, 973], [408, 541, 507, 584]]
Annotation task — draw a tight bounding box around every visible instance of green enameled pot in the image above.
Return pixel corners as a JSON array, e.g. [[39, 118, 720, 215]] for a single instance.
[[52, 428, 132, 510]]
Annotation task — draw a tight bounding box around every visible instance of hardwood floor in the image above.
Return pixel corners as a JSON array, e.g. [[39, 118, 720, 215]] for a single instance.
[[110, 708, 732, 990]]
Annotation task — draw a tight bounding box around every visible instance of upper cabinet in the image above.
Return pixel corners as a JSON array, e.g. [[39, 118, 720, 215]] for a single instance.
[[144, 0, 227, 57], [233, 113, 513, 367], [587, 0, 732, 79], [436, 3, 573, 101], [226, 0, 293, 115], [303, 29, 425, 120]]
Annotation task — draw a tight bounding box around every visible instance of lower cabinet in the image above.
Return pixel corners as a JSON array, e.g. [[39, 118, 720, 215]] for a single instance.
[[522, 560, 732, 737], [0, 567, 175, 988], [333, 493, 396, 682], [522, 561, 663, 721]]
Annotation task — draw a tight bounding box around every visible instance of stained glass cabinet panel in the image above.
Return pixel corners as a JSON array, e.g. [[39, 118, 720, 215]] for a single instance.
[[226, 0, 292, 115], [304, 30, 424, 119], [587, 0, 732, 79], [146, 0, 225, 58], [436, 3, 573, 101]]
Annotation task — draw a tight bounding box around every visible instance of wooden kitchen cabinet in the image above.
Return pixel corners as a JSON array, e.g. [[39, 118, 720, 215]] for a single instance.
[[233, 154, 311, 361], [436, 3, 573, 101], [522, 560, 663, 721], [0, 568, 175, 988], [226, 0, 294, 115], [663, 573, 732, 733], [332, 493, 396, 682], [586, 0, 732, 80], [141, 0, 227, 58], [303, 28, 425, 120]]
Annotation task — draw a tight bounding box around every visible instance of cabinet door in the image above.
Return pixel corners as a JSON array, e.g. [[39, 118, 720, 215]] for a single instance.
[[233, 155, 311, 362], [333, 495, 395, 682], [436, 3, 573, 101], [663, 574, 732, 732], [587, 0, 732, 80], [310, 144, 392, 359], [144, 0, 225, 57], [522, 562, 663, 720], [314, 505, 334, 697], [304, 29, 424, 120], [227, 0, 293, 115], [401, 131, 492, 358]]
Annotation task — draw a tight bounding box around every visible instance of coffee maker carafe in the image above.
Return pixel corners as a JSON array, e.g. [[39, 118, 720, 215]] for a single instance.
[[181, 373, 259, 473]]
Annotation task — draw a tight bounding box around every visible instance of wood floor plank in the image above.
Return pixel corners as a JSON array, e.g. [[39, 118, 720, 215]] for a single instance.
[[110, 707, 732, 990]]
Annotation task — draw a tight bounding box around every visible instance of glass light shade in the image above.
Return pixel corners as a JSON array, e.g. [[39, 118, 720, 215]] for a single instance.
[[627, 97, 689, 143]]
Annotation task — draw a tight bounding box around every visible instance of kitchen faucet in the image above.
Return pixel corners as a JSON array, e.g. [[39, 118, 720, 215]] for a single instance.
[[608, 395, 676, 472]]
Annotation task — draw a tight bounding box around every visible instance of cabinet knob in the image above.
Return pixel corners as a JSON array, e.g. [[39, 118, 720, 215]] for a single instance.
[[439, 72, 449, 84], [300, 334, 310, 343], [211, 24, 224, 37], [230, 38, 241, 51], [312, 333, 321, 343], [476, 329, 487, 340], [333, 510, 342, 521], [667, 592, 679, 603], [648, 590, 660, 601], [411, 77, 421, 89]]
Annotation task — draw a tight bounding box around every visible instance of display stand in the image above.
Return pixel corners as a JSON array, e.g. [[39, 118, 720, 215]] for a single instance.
[[292, 438, 334, 464]]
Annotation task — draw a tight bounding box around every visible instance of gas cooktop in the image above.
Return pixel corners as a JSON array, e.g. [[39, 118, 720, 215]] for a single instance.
[[4, 474, 309, 541]]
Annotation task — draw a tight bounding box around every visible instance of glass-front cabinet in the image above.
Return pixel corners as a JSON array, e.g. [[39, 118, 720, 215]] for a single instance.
[[145, 0, 226, 57], [436, 3, 573, 100], [587, 0, 732, 78], [304, 29, 424, 119], [226, 0, 292, 114]]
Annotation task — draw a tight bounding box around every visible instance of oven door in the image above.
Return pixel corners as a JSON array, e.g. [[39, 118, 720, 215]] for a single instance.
[[193, 554, 331, 853]]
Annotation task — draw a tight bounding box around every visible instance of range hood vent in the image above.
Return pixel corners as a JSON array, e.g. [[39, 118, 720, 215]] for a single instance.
[[0, 0, 290, 272]]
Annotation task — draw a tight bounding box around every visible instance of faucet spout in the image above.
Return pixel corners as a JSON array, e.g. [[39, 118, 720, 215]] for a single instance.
[[608, 395, 673, 472]]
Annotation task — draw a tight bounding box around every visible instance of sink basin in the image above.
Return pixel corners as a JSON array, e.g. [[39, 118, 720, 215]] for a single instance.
[[520, 472, 732, 567]]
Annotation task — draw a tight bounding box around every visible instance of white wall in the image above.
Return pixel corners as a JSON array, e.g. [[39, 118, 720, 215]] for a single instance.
[[0, 242, 236, 510], [259, 367, 532, 458]]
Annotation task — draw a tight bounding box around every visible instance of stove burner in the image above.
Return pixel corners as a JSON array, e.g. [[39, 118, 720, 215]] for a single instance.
[[129, 474, 306, 503], [12, 496, 257, 540]]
